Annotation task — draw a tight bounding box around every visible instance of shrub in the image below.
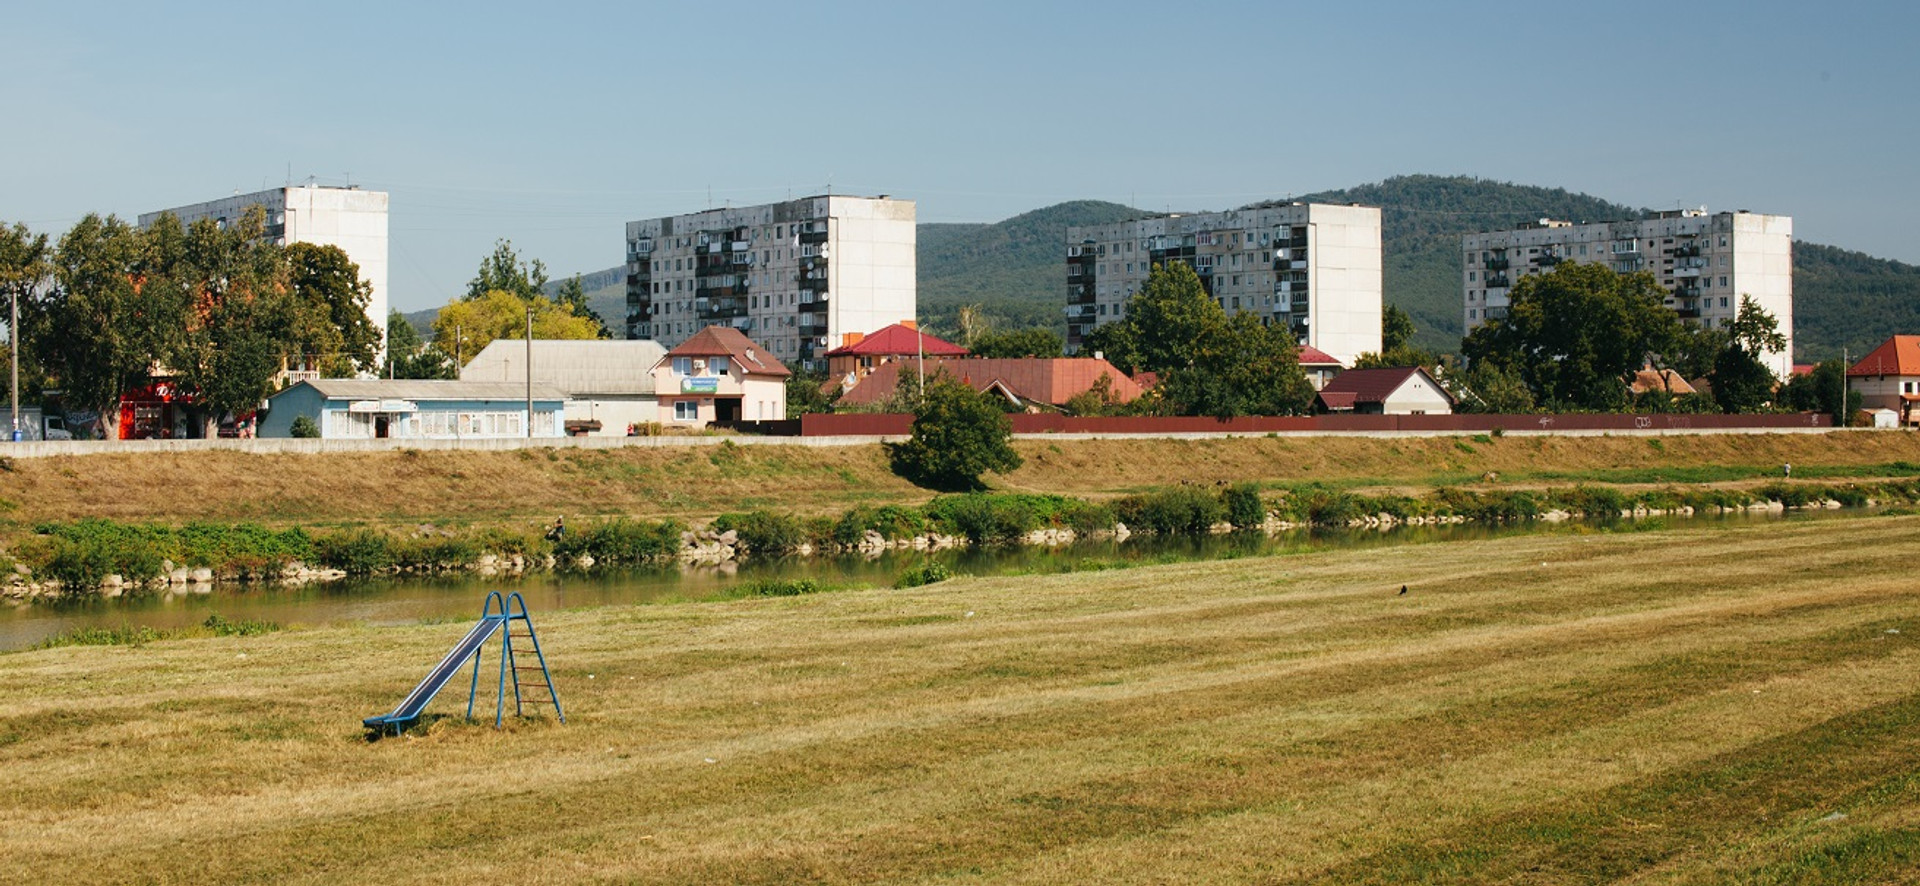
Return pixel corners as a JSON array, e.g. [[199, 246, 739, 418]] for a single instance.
[[886, 376, 1022, 491], [896, 562, 951, 588], [1223, 483, 1266, 529], [202, 614, 281, 637], [39, 519, 167, 591], [1115, 486, 1227, 535], [739, 578, 824, 597], [832, 506, 928, 547], [711, 510, 807, 556], [314, 528, 397, 575], [554, 518, 684, 565], [923, 494, 1041, 544], [289, 415, 320, 438], [1062, 500, 1117, 535]]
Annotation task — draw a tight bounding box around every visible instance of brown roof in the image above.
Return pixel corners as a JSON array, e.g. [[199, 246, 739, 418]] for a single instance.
[[838, 357, 1144, 407], [1848, 335, 1920, 378], [665, 326, 790, 378], [1317, 366, 1453, 405], [825, 324, 968, 358]]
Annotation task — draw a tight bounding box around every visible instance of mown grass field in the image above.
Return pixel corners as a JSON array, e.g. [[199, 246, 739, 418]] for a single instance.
[[3, 515, 1917, 883], [6, 431, 1920, 530]]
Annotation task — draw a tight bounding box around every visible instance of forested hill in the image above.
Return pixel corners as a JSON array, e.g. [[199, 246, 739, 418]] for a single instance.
[[417, 175, 1919, 361]]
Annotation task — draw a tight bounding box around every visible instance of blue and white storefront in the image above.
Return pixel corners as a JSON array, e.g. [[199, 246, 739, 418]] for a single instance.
[[260, 379, 568, 440]]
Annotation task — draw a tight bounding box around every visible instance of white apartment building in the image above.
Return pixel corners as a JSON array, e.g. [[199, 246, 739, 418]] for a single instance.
[[624, 195, 916, 373], [141, 184, 390, 366], [1065, 203, 1382, 366], [1463, 209, 1793, 376]]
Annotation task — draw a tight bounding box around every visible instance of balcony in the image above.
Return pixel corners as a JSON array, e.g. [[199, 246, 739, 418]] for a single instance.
[[1534, 253, 1562, 266], [799, 320, 828, 336], [799, 227, 828, 245], [697, 296, 747, 319], [1672, 242, 1701, 258], [1065, 304, 1095, 320], [1485, 275, 1510, 288], [1485, 257, 1510, 270], [1484, 306, 1509, 321]]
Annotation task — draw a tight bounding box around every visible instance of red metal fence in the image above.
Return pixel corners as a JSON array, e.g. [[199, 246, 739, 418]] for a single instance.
[[795, 412, 1831, 437]]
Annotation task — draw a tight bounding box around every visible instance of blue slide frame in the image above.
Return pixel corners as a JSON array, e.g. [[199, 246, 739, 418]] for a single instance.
[[364, 592, 565, 736]]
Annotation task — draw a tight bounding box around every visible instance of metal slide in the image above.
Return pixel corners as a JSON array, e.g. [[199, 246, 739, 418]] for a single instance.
[[363, 616, 505, 735], [363, 591, 565, 737]]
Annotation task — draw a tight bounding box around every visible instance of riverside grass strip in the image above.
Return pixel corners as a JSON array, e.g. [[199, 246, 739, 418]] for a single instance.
[[1, 517, 1917, 883]]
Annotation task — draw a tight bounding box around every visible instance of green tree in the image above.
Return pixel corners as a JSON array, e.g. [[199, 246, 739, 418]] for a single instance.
[[553, 274, 610, 339], [971, 327, 1064, 358], [1087, 263, 1224, 375], [465, 239, 548, 302], [31, 213, 177, 433], [1710, 296, 1787, 413], [1448, 360, 1537, 414], [159, 206, 301, 436], [786, 369, 836, 416], [1382, 303, 1416, 353], [285, 242, 381, 376], [1, 222, 52, 414], [1778, 358, 1861, 424], [431, 289, 602, 368], [1162, 312, 1316, 418], [885, 374, 1023, 491], [1461, 262, 1685, 412], [382, 310, 456, 379]]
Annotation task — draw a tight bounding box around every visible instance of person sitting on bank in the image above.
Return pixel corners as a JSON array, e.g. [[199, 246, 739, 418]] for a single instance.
[[546, 516, 565, 541]]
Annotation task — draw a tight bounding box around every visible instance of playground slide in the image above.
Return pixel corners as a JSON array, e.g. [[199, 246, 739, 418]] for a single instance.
[[364, 617, 504, 732]]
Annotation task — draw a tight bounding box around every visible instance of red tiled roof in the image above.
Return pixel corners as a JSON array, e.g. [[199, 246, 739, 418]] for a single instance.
[[1296, 345, 1343, 368], [838, 357, 1143, 407], [1848, 336, 1920, 378], [1629, 368, 1696, 395], [1317, 366, 1454, 406], [665, 326, 791, 378], [825, 324, 968, 358]]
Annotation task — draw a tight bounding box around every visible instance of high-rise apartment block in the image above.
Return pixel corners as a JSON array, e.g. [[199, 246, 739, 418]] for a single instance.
[[141, 184, 390, 364], [624, 195, 915, 372], [1065, 203, 1382, 366], [1463, 209, 1793, 375]]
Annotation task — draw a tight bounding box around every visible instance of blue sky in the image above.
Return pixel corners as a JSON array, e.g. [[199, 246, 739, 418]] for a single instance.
[[5, 0, 1916, 312]]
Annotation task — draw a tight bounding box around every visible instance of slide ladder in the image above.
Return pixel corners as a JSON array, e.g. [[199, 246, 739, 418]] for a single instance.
[[364, 591, 565, 736]]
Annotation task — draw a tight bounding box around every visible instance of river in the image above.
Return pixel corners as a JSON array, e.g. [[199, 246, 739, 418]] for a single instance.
[[0, 508, 1847, 652]]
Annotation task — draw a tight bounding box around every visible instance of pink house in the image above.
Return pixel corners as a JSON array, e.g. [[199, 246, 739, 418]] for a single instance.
[[650, 326, 790, 426]]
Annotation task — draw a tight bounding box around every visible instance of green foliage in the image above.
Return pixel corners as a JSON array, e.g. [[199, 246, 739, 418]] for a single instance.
[[737, 578, 825, 597], [201, 614, 281, 637], [33, 624, 167, 649], [970, 327, 1064, 359], [894, 561, 952, 589], [1223, 483, 1267, 529], [887, 375, 1022, 491], [313, 528, 397, 575], [923, 494, 1041, 544], [285, 242, 382, 376], [552, 518, 685, 565], [917, 200, 1143, 339], [553, 274, 610, 338], [1777, 358, 1861, 422], [465, 239, 548, 302], [832, 506, 928, 545], [383, 310, 456, 379], [1162, 311, 1316, 418], [1114, 486, 1228, 535], [31, 213, 170, 426], [289, 415, 320, 438], [786, 370, 836, 417], [1463, 262, 1687, 412], [711, 510, 808, 556], [35, 519, 167, 591]]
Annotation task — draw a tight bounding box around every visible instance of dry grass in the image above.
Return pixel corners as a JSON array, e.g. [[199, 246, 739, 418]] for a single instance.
[[3, 431, 1919, 530], [2, 516, 1918, 883]]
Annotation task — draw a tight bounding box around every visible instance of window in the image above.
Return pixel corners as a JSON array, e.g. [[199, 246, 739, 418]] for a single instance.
[[1469, 271, 1477, 281], [1719, 276, 1729, 287], [710, 357, 729, 376], [674, 401, 699, 421], [673, 356, 692, 375], [1720, 297, 1729, 308]]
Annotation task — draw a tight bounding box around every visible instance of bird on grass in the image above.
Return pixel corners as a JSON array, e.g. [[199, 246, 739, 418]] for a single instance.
[[1398, 585, 1408, 596]]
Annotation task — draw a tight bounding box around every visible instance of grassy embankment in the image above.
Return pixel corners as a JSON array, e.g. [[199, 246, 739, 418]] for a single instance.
[[3, 516, 1917, 883], [5, 432, 1920, 531]]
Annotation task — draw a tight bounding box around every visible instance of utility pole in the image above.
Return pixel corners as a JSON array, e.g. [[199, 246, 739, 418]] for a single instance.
[[9, 281, 18, 442], [525, 306, 534, 438], [1839, 346, 1848, 429]]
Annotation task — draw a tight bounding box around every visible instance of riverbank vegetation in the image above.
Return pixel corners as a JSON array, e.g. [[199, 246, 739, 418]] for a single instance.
[[3, 516, 1915, 881]]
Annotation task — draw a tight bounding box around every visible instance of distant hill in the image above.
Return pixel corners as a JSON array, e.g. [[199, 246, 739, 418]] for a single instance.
[[404, 175, 1919, 362]]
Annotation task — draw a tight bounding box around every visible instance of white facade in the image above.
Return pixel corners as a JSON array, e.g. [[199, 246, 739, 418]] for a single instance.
[[461, 339, 669, 437], [624, 195, 916, 372], [141, 185, 390, 366], [1066, 203, 1383, 366], [1463, 209, 1793, 376]]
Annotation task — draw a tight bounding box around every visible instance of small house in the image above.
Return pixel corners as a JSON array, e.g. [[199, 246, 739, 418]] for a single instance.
[[650, 326, 790, 426], [1848, 335, 1920, 426], [461, 339, 669, 436], [259, 379, 567, 439], [1316, 366, 1454, 415]]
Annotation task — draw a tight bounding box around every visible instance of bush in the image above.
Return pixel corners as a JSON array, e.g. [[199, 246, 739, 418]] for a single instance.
[[554, 518, 684, 565], [886, 376, 1022, 491], [896, 562, 951, 588], [314, 528, 397, 575], [923, 494, 1040, 544], [1115, 486, 1227, 535], [1062, 500, 1117, 535], [289, 415, 320, 438], [738, 578, 824, 597], [202, 614, 281, 637], [38, 519, 167, 591], [711, 510, 807, 556], [832, 506, 928, 547], [1223, 483, 1266, 529]]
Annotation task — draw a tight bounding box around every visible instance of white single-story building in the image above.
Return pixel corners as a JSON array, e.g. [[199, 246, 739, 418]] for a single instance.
[[650, 326, 789, 426], [259, 379, 567, 439], [1316, 366, 1455, 415], [461, 339, 669, 436]]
